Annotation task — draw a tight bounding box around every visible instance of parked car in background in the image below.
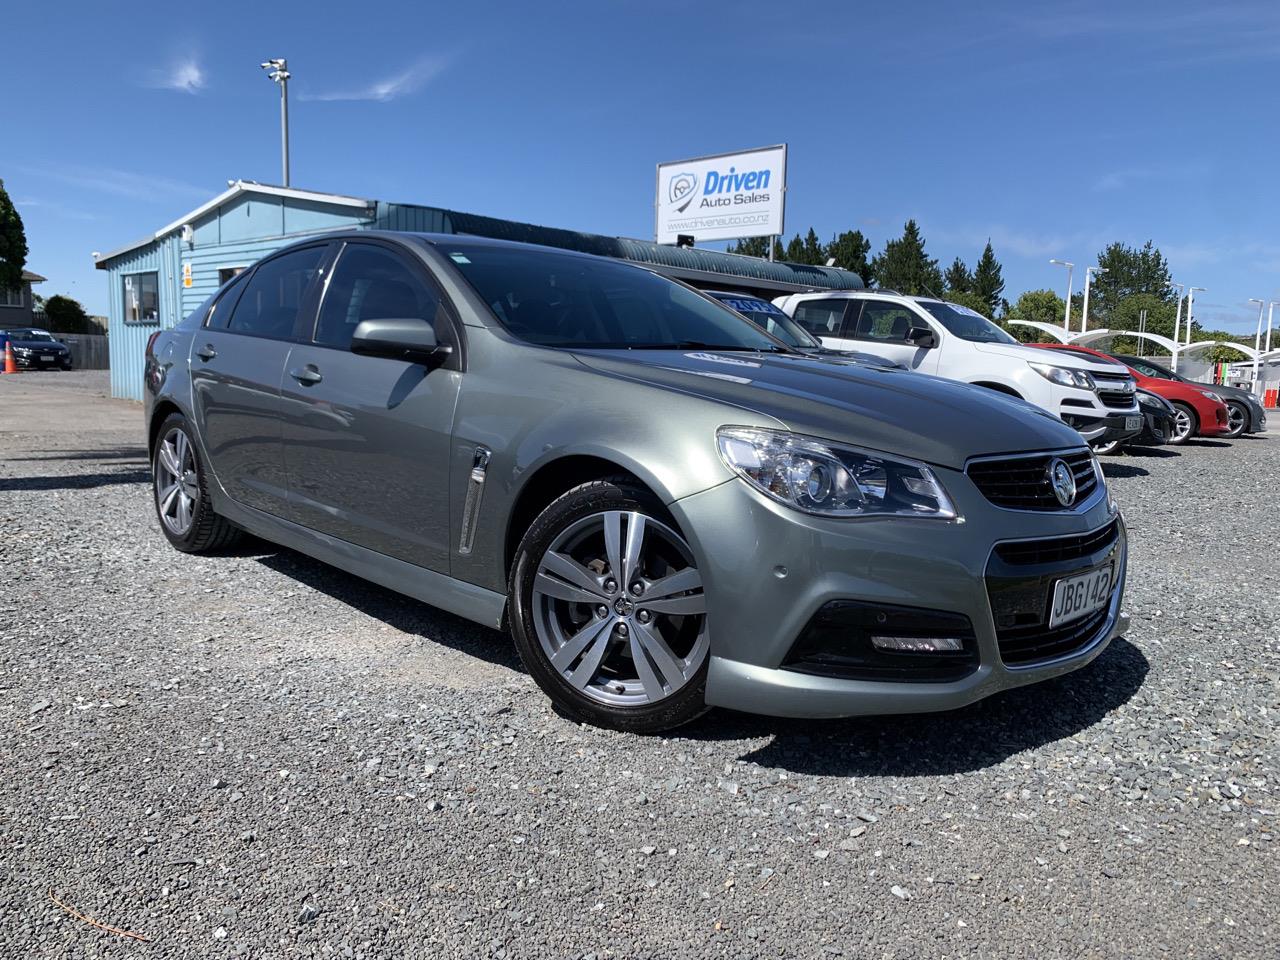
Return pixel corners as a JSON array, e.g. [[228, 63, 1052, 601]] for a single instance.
[[704, 291, 903, 368], [1113, 355, 1267, 439], [1130, 388, 1177, 447], [772, 291, 1142, 450], [1, 327, 73, 370], [144, 232, 1128, 732], [1032, 344, 1230, 445]]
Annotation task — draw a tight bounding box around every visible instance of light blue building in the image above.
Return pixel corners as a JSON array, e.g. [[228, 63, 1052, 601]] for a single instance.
[[95, 180, 862, 401]]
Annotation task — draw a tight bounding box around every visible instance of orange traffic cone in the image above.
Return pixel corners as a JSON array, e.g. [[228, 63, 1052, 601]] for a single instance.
[[2, 340, 17, 374]]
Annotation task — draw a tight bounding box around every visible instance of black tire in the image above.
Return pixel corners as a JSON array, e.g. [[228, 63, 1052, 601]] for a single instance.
[[152, 412, 242, 553], [509, 477, 711, 734], [1168, 402, 1197, 446], [1222, 400, 1248, 439]]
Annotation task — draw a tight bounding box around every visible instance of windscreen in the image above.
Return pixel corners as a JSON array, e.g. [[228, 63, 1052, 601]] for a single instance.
[[918, 302, 1017, 344], [442, 243, 784, 351], [708, 294, 820, 348]]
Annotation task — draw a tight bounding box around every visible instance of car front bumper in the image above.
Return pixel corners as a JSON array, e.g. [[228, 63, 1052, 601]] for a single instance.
[[13, 353, 72, 370], [1060, 409, 1143, 445], [669, 470, 1127, 719]]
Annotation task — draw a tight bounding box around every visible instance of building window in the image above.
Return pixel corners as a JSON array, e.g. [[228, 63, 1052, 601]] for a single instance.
[[123, 272, 160, 324], [218, 266, 248, 285], [2, 287, 23, 307]]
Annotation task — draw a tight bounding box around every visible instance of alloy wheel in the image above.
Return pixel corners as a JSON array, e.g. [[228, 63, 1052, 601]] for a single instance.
[[1225, 402, 1247, 437], [155, 427, 200, 536], [1171, 407, 1193, 443], [531, 510, 708, 707]]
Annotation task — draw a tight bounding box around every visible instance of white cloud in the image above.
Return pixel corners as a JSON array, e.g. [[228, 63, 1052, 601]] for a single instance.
[[12, 198, 96, 221], [145, 56, 206, 94], [15, 163, 207, 202], [301, 56, 449, 102]]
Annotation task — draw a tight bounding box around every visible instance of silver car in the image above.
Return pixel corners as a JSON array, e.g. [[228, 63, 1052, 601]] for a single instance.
[[144, 232, 1129, 732]]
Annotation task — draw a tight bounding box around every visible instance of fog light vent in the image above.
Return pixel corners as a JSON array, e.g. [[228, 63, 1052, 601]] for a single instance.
[[870, 635, 965, 653]]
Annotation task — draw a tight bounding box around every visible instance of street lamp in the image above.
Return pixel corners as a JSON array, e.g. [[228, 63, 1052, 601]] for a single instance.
[[1170, 282, 1186, 360], [1049, 259, 1074, 332], [1082, 266, 1107, 334], [260, 58, 291, 186], [1268, 300, 1279, 355], [1249, 298, 1265, 391], [1174, 285, 1205, 372]]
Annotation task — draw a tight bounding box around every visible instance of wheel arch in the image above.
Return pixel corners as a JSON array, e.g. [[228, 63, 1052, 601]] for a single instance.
[[148, 399, 186, 457], [970, 380, 1023, 399]]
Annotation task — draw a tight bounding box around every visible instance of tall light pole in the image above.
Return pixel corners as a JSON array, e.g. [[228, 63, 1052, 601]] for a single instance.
[[260, 58, 291, 186], [1049, 259, 1074, 332], [1249, 298, 1265, 391], [1268, 300, 1278, 355], [1082, 266, 1107, 334], [1175, 285, 1205, 372], [1170, 282, 1186, 361]]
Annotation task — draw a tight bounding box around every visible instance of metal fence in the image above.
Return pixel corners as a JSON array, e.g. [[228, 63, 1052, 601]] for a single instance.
[[60, 334, 110, 370]]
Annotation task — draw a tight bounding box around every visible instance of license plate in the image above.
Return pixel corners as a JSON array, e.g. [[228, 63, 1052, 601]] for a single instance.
[[40, 354, 54, 362], [1125, 415, 1142, 430], [1049, 564, 1113, 628]]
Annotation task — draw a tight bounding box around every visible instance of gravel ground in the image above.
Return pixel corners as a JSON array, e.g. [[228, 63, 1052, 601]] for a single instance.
[[2, 371, 1276, 959]]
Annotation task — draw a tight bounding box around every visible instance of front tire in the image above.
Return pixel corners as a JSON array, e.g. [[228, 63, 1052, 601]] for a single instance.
[[152, 413, 241, 553], [509, 478, 710, 733], [1168, 402, 1197, 445], [1223, 400, 1248, 438]]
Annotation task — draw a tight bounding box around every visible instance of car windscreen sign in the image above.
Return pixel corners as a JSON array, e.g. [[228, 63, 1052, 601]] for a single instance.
[[655, 144, 786, 245]]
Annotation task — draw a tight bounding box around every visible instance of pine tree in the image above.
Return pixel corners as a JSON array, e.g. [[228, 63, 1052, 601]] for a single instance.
[[870, 220, 943, 296], [972, 241, 1005, 318], [784, 234, 806, 263], [727, 236, 769, 258], [825, 230, 874, 285], [944, 257, 972, 294], [0, 179, 29, 293], [801, 228, 825, 265]]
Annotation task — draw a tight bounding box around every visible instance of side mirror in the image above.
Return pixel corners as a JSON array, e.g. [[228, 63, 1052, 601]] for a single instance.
[[350, 318, 452, 367], [906, 326, 938, 349]]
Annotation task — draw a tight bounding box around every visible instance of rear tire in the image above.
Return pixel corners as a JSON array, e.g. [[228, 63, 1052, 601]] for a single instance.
[[1222, 400, 1248, 438], [1168, 402, 1197, 445], [509, 477, 711, 734], [152, 412, 242, 553]]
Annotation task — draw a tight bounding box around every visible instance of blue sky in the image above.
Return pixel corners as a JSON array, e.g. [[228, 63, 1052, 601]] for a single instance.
[[4, 0, 1279, 336]]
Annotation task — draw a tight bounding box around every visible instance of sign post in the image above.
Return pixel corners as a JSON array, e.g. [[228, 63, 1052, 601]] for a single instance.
[[654, 144, 787, 247]]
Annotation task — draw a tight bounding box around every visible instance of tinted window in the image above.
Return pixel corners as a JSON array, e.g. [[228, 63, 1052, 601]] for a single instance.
[[226, 246, 324, 339], [853, 300, 923, 343], [315, 244, 443, 348], [442, 243, 781, 351], [792, 299, 849, 337]]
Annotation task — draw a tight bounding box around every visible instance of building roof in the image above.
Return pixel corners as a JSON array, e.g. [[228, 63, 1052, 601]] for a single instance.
[[93, 180, 376, 267], [21, 270, 46, 283]]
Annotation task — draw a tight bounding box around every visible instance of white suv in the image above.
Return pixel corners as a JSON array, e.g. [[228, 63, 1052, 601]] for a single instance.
[[773, 291, 1142, 447]]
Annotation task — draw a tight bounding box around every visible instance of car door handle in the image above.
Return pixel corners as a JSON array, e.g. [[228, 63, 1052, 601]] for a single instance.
[[195, 344, 217, 361], [289, 365, 323, 386]]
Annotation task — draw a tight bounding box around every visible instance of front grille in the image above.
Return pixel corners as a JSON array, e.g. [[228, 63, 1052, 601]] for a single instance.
[[994, 520, 1119, 566], [966, 450, 1097, 511], [996, 606, 1110, 665], [1093, 373, 1137, 410]]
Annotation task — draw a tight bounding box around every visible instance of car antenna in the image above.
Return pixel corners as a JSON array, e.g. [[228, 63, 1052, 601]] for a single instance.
[[921, 284, 945, 301]]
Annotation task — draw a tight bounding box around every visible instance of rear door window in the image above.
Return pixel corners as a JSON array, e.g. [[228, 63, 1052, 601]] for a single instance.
[[853, 300, 921, 344], [792, 299, 850, 338], [225, 246, 325, 340]]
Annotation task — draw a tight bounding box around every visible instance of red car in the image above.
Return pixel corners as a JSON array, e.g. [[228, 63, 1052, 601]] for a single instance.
[[1029, 343, 1230, 447]]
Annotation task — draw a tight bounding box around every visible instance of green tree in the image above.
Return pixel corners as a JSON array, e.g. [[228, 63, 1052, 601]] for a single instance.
[[943, 257, 972, 293], [0, 178, 29, 293], [783, 234, 806, 263], [1090, 240, 1174, 321], [727, 236, 769, 258], [800, 228, 825, 265], [42, 294, 97, 335], [972, 241, 1005, 318], [824, 230, 873, 285], [1008, 289, 1066, 329], [871, 220, 944, 296]]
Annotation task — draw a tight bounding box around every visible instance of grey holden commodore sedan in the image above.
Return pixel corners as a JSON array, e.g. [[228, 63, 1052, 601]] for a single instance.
[[144, 232, 1129, 732]]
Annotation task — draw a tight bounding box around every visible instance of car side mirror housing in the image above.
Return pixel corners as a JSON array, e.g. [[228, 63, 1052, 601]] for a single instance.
[[907, 326, 938, 349], [350, 318, 452, 367]]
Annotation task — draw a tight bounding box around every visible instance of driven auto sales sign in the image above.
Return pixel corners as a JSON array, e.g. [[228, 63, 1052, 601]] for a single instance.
[[655, 144, 787, 245]]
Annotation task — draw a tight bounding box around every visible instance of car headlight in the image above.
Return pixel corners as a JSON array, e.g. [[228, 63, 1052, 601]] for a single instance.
[[1028, 362, 1096, 390], [12, 345, 32, 355], [1198, 390, 1223, 402], [716, 426, 958, 519], [1089, 450, 1118, 515], [1137, 392, 1162, 409]]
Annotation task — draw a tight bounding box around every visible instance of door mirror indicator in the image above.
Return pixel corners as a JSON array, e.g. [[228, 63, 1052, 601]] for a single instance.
[[350, 318, 452, 367], [907, 326, 938, 349]]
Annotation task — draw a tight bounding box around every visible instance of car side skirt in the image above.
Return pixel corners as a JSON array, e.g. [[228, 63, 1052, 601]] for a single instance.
[[215, 496, 508, 630]]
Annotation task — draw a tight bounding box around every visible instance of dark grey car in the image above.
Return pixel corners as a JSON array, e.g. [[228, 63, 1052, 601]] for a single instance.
[[144, 232, 1129, 732]]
